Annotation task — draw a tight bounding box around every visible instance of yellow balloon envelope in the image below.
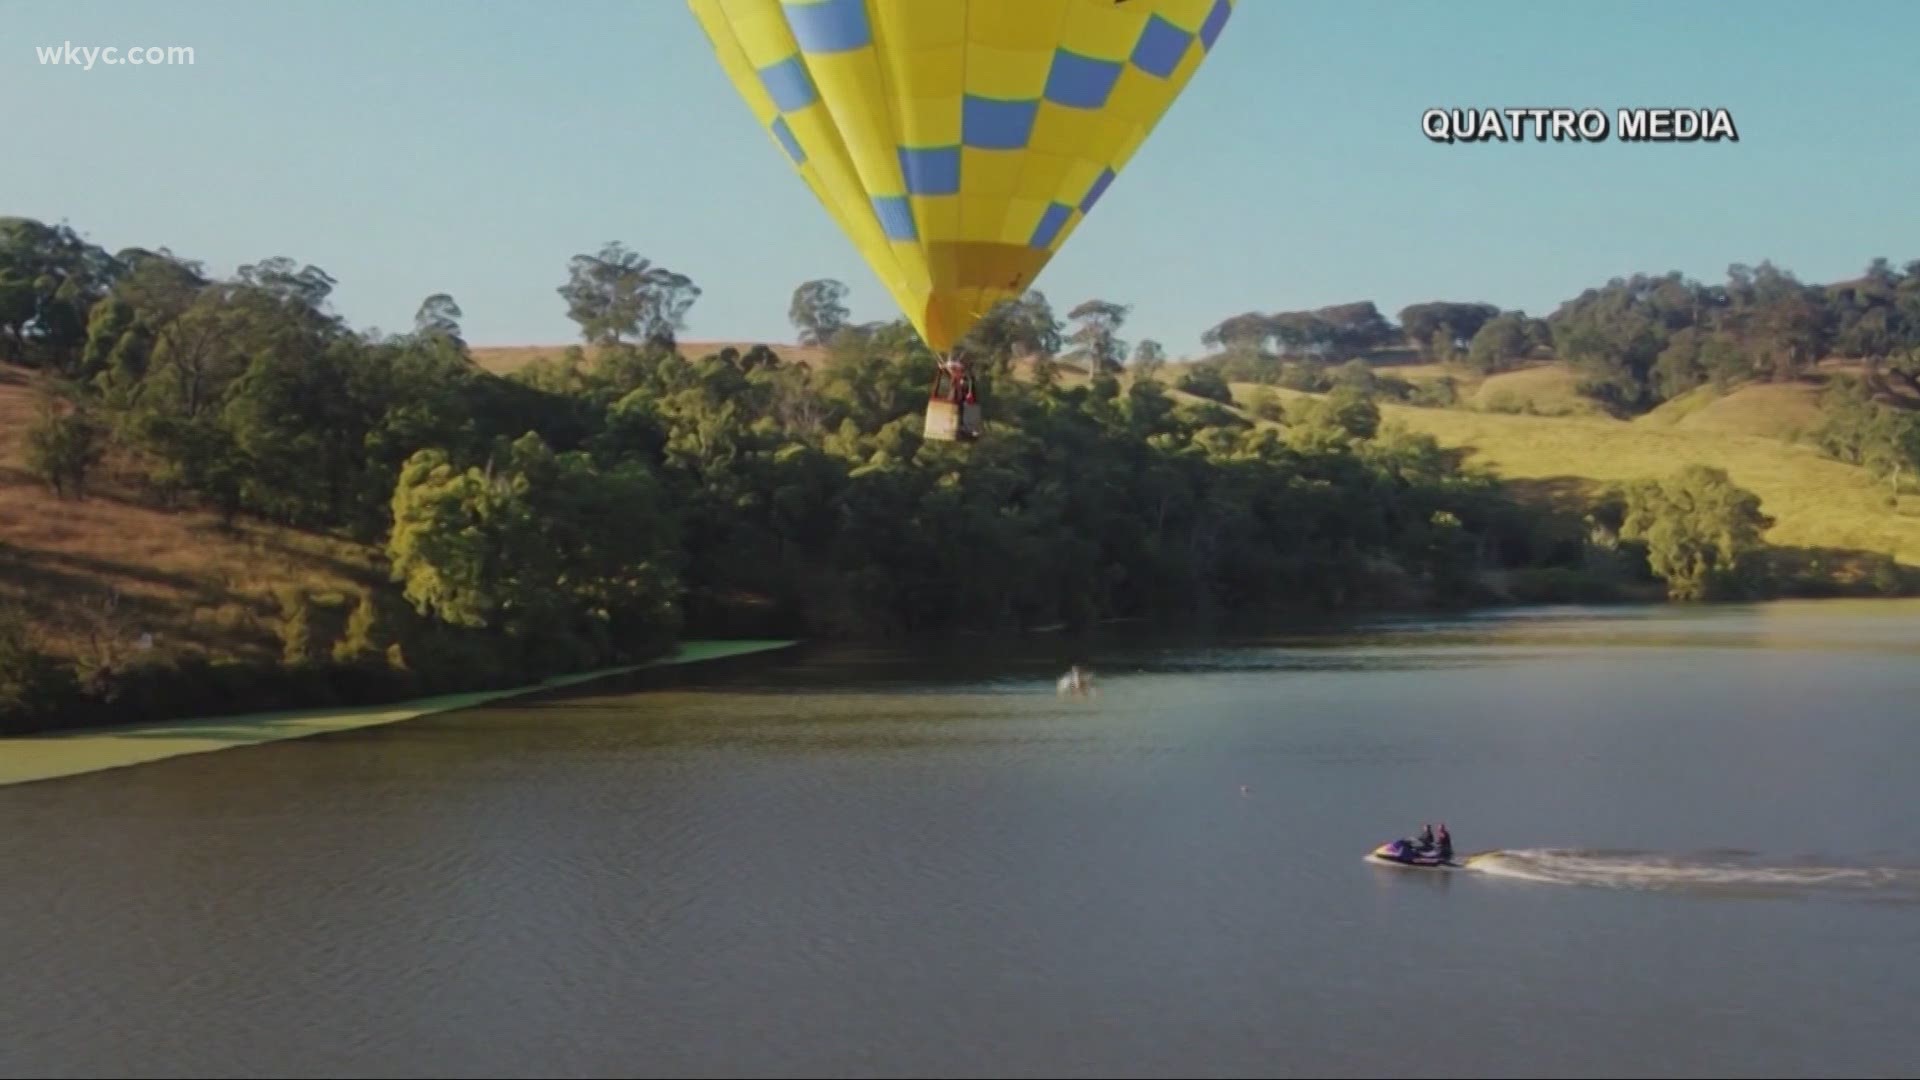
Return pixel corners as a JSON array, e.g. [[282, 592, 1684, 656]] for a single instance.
[[687, 0, 1235, 357]]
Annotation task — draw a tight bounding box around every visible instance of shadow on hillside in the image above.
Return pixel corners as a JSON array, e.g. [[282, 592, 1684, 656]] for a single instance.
[[9, 546, 209, 593], [1, 519, 371, 607], [0, 547, 260, 658], [1496, 476, 1617, 522], [0, 454, 199, 516], [0, 555, 186, 622], [1391, 473, 1916, 599], [247, 532, 383, 588]]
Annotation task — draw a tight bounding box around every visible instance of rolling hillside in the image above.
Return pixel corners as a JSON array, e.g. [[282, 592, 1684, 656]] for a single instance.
[[5, 343, 1916, 675], [0, 367, 382, 665], [1226, 363, 1920, 570]]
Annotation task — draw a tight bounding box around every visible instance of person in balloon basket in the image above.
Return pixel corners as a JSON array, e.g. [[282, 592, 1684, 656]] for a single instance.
[[945, 357, 981, 440]]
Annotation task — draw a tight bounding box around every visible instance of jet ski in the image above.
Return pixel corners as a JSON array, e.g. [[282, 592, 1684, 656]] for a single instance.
[[1370, 837, 1462, 868]]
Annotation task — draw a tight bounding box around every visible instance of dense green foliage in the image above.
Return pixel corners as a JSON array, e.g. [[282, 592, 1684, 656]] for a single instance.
[[0, 214, 1826, 734], [1814, 377, 1920, 497], [1615, 466, 1774, 601]]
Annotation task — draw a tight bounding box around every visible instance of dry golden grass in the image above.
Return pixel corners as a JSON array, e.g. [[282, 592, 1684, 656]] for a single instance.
[[1217, 364, 1920, 566], [1376, 404, 1920, 564], [1470, 364, 1609, 417], [0, 367, 382, 664], [1635, 382, 1827, 440], [0, 365, 37, 459]]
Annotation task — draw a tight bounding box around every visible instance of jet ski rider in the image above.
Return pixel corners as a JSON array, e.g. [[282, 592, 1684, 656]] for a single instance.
[[1411, 823, 1453, 859]]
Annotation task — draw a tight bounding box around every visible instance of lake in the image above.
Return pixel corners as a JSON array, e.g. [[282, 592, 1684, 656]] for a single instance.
[[5, 601, 1920, 1078]]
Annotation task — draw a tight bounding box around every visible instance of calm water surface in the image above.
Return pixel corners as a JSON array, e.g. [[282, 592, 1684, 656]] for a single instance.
[[5, 601, 1920, 1078]]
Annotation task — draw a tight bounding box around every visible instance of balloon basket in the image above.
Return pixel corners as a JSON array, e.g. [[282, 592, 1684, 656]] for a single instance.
[[924, 397, 981, 442], [925, 363, 981, 442]]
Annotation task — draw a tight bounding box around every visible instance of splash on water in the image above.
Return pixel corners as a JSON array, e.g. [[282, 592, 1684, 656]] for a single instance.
[[1464, 848, 1920, 902]]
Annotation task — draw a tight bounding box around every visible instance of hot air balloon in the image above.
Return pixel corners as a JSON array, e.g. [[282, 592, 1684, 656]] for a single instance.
[[688, 0, 1234, 440]]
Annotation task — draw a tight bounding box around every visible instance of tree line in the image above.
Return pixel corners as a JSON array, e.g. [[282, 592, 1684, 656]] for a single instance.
[[1193, 258, 1920, 411], [0, 218, 1812, 733]]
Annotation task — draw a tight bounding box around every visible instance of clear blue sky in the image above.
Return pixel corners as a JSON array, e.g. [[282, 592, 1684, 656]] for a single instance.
[[8, 1, 1919, 356]]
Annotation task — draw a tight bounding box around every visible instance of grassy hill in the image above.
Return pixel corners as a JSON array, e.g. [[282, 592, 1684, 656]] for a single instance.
[[0, 367, 382, 666], [1632, 381, 1827, 440], [1466, 364, 1611, 417], [1224, 361, 1920, 574], [0, 340, 860, 671], [1379, 403, 1919, 561]]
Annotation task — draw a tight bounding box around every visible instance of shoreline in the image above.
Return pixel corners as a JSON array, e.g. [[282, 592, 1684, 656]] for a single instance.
[[0, 639, 798, 788]]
